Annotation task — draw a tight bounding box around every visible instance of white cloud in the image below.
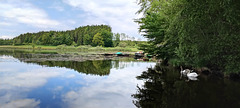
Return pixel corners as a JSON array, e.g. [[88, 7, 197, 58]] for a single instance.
[[49, 1, 65, 12], [1, 99, 40, 108], [0, 68, 61, 89], [63, 0, 143, 39], [0, 1, 60, 29], [0, 22, 13, 26], [66, 74, 76, 78], [0, 36, 13, 39], [0, 0, 146, 40]]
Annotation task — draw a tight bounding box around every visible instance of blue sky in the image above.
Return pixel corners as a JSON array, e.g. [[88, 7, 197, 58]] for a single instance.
[[0, 0, 144, 40]]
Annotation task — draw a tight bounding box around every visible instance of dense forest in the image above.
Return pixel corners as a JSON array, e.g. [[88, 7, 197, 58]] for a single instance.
[[0, 39, 12, 45], [136, 0, 240, 74], [0, 25, 144, 48], [0, 25, 113, 47], [11, 25, 114, 47]]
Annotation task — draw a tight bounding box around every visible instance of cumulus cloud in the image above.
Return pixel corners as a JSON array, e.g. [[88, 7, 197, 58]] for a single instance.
[[63, 0, 142, 38], [0, 0, 145, 40], [0, 0, 60, 29], [0, 99, 40, 108]]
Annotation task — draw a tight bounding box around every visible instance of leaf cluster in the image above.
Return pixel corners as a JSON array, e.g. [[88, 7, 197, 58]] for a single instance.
[[137, 0, 240, 73]]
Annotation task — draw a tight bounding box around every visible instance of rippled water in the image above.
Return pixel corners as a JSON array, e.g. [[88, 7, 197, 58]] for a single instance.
[[0, 53, 155, 108]]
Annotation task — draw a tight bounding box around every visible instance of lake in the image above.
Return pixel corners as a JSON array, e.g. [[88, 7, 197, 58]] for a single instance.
[[1, 49, 240, 108], [0, 49, 155, 108]]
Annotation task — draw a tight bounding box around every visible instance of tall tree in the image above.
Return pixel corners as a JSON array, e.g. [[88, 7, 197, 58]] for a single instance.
[[92, 33, 104, 47], [83, 34, 92, 45], [113, 33, 120, 47], [136, 0, 240, 73], [101, 30, 113, 47]]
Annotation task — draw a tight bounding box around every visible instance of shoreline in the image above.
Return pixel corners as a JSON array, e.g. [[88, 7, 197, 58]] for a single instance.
[[0, 45, 140, 55]]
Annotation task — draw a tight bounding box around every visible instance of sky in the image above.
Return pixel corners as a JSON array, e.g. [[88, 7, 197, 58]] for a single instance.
[[0, 0, 145, 40]]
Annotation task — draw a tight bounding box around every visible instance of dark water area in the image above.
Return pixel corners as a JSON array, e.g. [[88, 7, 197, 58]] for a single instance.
[[1, 49, 240, 108], [132, 64, 240, 108]]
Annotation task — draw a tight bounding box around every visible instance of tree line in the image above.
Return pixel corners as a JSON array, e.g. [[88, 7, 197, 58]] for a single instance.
[[136, 0, 240, 74], [1, 25, 114, 47], [0, 25, 144, 48], [0, 39, 12, 45]]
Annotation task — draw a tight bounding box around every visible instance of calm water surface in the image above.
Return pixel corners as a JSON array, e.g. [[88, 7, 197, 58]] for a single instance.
[[0, 53, 155, 108], [132, 64, 240, 108], [1, 50, 240, 108]]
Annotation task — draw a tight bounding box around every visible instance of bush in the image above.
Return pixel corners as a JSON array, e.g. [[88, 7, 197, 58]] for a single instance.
[[56, 44, 66, 50], [118, 42, 127, 47], [77, 45, 91, 51], [71, 41, 77, 47], [90, 46, 104, 51]]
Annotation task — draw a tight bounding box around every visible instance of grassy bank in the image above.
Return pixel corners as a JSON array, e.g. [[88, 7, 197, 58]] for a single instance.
[[0, 45, 140, 53], [0, 45, 56, 50]]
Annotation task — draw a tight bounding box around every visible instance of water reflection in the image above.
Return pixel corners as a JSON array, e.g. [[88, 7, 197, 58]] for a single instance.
[[0, 54, 155, 108], [30, 60, 112, 76], [132, 64, 240, 108], [0, 49, 143, 76], [1, 99, 40, 108]]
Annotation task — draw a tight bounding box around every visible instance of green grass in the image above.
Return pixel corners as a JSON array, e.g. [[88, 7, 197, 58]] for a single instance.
[[0, 45, 140, 53], [0, 45, 56, 50]]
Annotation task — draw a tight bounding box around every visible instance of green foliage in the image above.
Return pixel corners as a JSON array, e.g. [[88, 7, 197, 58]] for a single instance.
[[136, 0, 240, 74], [92, 33, 104, 47], [83, 34, 91, 45], [41, 60, 112, 76], [71, 41, 77, 47], [136, 0, 177, 61], [31, 43, 35, 49], [113, 33, 120, 47], [0, 39, 13, 45], [63, 34, 73, 45], [173, 0, 240, 73], [118, 41, 127, 48], [56, 44, 67, 50], [90, 46, 104, 51], [11, 25, 112, 46], [100, 30, 113, 47], [12, 40, 15, 46], [77, 45, 91, 51]]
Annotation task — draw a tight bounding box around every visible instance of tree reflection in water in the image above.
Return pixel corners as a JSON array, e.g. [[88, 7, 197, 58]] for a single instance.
[[0, 49, 135, 76], [132, 64, 240, 108], [32, 60, 112, 76]]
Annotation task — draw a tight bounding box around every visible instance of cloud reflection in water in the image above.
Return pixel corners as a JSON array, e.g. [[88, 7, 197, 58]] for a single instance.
[[62, 62, 155, 108], [0, 56, 155, 108], [0, 57, 66, 108]]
